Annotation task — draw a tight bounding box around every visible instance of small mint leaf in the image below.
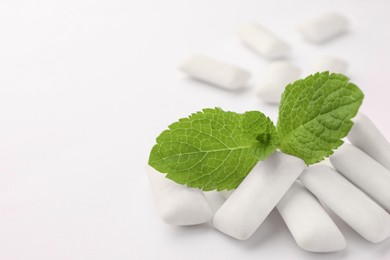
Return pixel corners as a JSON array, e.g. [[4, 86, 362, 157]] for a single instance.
[[277, 72, 364, 165], [148, 108, 278, 191]]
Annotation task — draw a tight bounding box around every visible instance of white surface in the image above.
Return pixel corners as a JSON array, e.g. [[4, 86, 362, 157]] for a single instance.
[[0, 0, 390, 259]]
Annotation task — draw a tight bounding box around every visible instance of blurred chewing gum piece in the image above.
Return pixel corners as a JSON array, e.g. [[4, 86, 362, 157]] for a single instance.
[[313, 56, 349, 74], [255, 61, 301, 104], [239, 24, 291, 59], [298, 12, 349, 43], [180, 55, 251, 90]]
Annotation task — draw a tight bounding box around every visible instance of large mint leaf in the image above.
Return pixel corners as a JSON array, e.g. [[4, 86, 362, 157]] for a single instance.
[[277, 72, 364, 165], [148, 108, 278, 191]]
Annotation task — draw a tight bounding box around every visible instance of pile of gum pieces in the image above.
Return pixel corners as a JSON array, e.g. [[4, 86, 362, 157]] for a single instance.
[[146, 12, 390, 253]]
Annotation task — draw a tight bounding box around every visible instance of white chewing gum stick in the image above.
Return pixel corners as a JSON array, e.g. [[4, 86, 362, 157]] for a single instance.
[[212, 152, 306, 240], [146, 165, 213, 226], [298, 12, 349, 43], [348, 113, 390, 171], [255, 61, 301, 104], [277, 181, 346, 252], [330, 143, 390, 212], [239, 24, 291, 60], [313, 56, 348, 74], [180, 55, 251, 90], [300, 165, 390, 243]]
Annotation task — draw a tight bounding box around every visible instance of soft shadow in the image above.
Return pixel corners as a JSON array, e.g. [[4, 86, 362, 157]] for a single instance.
[[203, 191, 226, 214], [241, 209, 287, 250], [236, 208, 350, 259], [178, 77, 251, 95], [375, 237, 390, 259], [163, 222, 215, 243]]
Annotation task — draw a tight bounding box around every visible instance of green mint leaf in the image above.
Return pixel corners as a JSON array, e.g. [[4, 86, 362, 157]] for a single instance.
[[148, 108, 278, 191], [277, 72, 364, 165]]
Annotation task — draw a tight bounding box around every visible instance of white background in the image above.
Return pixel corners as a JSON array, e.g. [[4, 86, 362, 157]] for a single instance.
[[0, 0, 390, 259]]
